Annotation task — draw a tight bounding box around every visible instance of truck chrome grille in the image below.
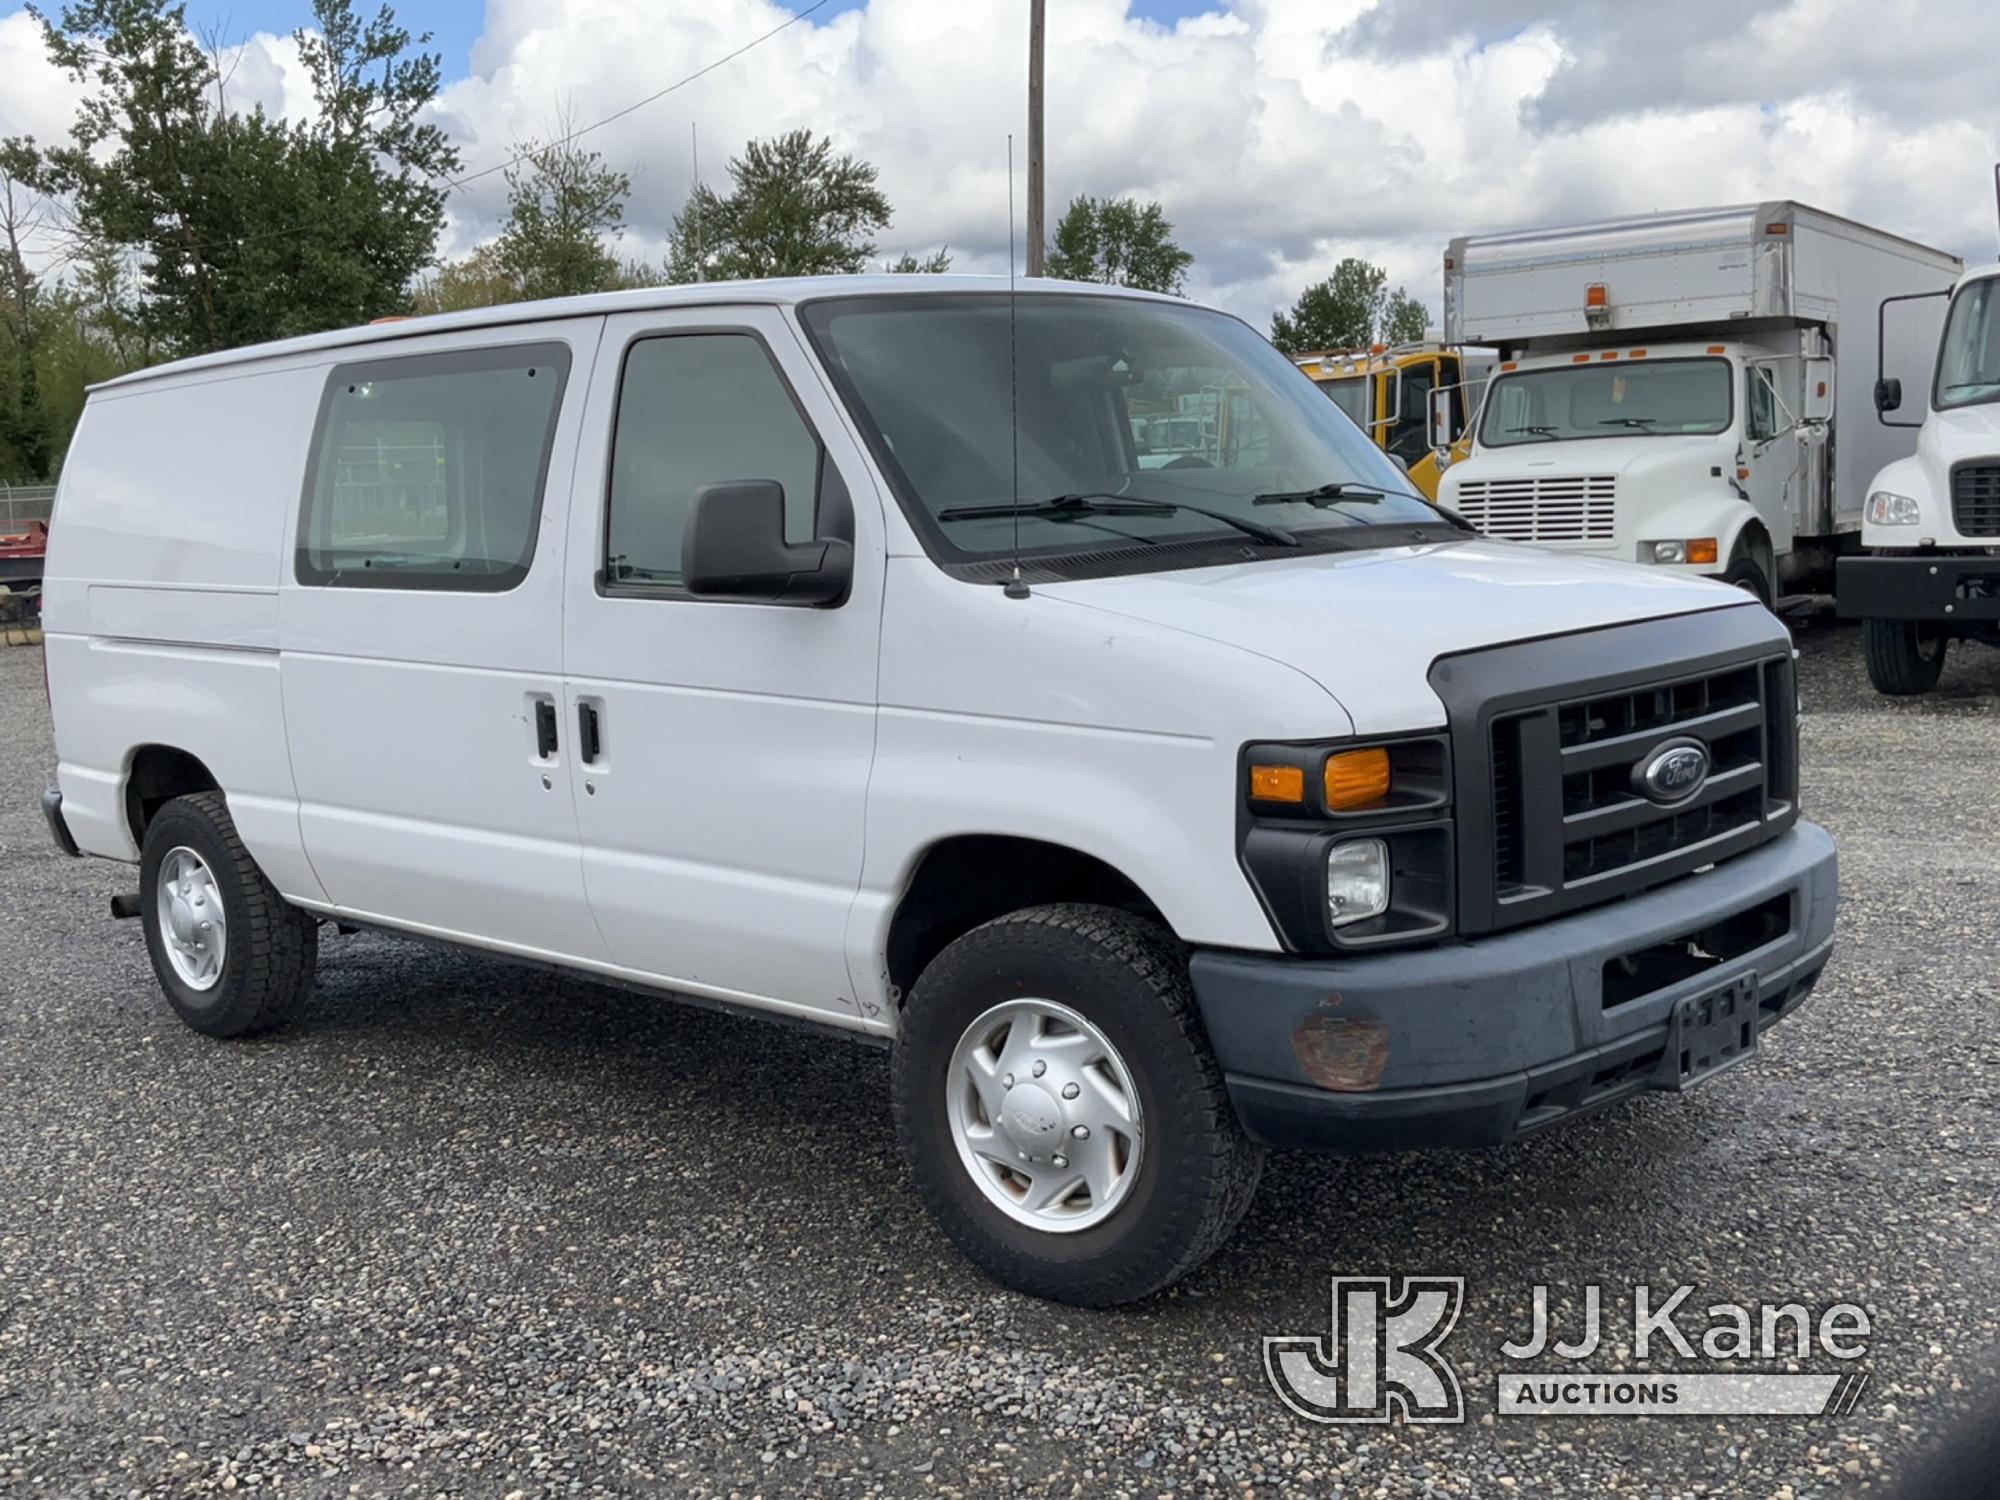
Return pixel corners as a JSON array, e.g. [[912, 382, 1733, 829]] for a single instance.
[[1452, 475, 1616, 543], [1951, 462, 2000, 537]]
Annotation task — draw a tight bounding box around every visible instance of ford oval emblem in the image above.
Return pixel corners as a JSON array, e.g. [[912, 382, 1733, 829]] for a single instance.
[[1635, 739, 1710, 804]]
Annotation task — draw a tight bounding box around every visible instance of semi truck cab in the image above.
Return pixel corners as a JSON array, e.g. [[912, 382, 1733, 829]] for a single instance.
[[1440, 336, 1832, 601], [1836, 264, 2000, 692]]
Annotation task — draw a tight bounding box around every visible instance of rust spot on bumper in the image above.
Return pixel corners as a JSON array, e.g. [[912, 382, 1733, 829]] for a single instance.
[[1292, 1007, 1391, 1092]]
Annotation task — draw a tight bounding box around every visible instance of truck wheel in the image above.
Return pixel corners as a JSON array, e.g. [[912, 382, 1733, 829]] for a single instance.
[[891, 904, 1263, 1306], [139, 791, 317, 1038], [1862, 618, 1948, 695], [1723, 537, 1774, 607]]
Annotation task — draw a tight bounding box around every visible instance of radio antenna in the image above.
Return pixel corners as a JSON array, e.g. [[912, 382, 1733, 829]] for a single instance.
[[1004, 133, 1030, 600]]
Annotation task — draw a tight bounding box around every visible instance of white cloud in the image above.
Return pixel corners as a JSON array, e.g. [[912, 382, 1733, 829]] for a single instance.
[[6, 0, 1999, 330]]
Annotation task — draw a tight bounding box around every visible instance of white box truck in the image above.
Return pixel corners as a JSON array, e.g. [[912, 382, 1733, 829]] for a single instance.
[[1835, 262, 2000, 692], [1436, 203, 1962, 602]]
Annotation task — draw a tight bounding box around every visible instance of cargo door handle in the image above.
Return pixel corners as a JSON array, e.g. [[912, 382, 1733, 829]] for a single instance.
[[534, 699, 559, 759], [578, 702, 602, 764]]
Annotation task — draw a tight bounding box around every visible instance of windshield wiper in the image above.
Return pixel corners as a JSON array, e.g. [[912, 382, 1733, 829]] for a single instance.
[[1598, 416, 1660, 429], [1251, 481, 1387, 507], [937, 492, 1298, 547], [1504, 424, 1558, 438]]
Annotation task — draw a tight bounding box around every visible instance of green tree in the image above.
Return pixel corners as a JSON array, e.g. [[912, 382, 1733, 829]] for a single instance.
[[30, 0, 457, 353], [1270, 257, 1430, 355], [0, 139, 53, 481], [493, 129, 633, 301], [1043, 195, 1192, 295], [885, 247, 952, 273], [667, 130, 891, 282]]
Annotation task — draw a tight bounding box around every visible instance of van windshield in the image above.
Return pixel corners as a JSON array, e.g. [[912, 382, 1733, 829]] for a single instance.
[[1935, 277, 2000, 411], [1478, 358, 1732, 447], [798, 293, 1437, 562]]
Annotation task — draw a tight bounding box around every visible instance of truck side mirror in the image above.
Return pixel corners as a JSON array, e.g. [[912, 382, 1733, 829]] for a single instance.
[[1803, 357, 1835, 423], [1873, 376, 1903, 415], [683, 480, 852, 606], [1426, 386, 1456, 452]]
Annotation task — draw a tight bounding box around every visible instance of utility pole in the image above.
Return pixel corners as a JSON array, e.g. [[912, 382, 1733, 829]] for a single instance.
[[1026, 0, 1045, 277]]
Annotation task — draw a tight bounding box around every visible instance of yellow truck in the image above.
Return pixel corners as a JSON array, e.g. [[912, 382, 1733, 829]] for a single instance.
[[1294, 343, 1489, 500]]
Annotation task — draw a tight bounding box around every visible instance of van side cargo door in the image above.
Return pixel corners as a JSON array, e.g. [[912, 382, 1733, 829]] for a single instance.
[[279, 318, 611, 963]]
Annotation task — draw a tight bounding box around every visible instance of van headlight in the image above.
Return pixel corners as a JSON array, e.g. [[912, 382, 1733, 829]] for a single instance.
[[1866, 491, 1921, 526], [1239, 736, 1453, 951], [1326, 839, 1390, 926]]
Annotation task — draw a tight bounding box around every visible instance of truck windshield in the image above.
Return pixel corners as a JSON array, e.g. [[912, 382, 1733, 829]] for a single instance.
[[1935, 277, 2000, 411], [798, 293, 1437, 562], [1478, 358, 1732, 447], [1318, 375, 1370, 427]]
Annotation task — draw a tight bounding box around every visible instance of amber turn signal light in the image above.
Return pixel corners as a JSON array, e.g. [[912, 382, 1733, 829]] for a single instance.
[[1687, 538, 1719, 565], [1324, 748, 1392, 810], [1249, 764, 1305, 803]]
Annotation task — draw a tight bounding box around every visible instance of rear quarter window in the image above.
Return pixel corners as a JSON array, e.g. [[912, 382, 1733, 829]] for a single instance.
[[296, 342, 571, 590]]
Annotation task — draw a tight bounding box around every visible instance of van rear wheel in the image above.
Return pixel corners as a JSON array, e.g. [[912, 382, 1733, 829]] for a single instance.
[[139, 791, 317, 1037], [1862, 618, 1948, 695], [891, 904, 1263, 1305]]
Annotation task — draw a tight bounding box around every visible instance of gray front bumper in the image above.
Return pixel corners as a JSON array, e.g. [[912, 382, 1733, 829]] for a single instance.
[[1189, 822, 1838, 1151]]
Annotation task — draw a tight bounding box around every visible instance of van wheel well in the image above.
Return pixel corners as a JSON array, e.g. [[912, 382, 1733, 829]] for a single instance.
[[126, 746, 221, 845], [885, 836, 1171, 1006]]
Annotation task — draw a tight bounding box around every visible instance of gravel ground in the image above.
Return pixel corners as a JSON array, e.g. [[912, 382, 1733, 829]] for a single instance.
[[2, 618, 1996, 1498]]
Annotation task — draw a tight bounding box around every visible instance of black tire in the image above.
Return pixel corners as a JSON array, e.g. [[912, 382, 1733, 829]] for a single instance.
[[1863, 618, 1948, 695], [1722, 536, 1774, 607], [139, 791, 317, 1038], [891, 904, 1263, 1306]]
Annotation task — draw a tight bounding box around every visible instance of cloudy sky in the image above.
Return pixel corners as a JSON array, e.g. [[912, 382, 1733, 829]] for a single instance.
[[3, 0, 1998, 328]]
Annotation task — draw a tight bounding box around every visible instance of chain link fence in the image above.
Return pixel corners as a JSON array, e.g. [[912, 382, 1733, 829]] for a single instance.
[[1, 485, 57, 526]]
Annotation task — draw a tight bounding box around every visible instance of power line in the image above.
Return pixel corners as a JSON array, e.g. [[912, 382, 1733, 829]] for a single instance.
[[443, 0, 834, 192]]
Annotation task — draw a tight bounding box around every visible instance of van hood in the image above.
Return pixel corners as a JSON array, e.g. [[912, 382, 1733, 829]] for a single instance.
[[1439, 432, 1736, 506], [1038, 537, 1749, 735]]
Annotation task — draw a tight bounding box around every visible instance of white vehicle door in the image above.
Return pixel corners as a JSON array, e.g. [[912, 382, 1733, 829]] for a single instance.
[[281, 320, 611, 962], [560, 307, 883, 1024], [1739, 361, 1800, 555]]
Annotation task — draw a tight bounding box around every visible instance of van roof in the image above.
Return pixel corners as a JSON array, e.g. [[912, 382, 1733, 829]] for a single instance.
[[91, 273, 1183, 392]]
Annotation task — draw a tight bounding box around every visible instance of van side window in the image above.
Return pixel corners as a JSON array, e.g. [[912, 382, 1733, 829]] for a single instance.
[[297, 342, 571, 590], [604, 333, 820, 591]]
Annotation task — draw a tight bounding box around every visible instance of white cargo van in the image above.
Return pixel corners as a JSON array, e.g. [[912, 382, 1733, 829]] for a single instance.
[[40, 277, 1837, 1304], [1836, 264, 2000, 692], [1436, 203, 1962, 602]]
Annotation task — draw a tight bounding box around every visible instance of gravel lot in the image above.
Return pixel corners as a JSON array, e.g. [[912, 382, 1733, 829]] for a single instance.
[[3, 617, 1997, 1498]]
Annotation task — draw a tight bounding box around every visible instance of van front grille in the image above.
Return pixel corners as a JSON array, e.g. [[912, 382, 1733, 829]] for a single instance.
[[1951, 462, 2000, 537], [1478, 653, 1794, 932], [1452, 475, 1616, 543]]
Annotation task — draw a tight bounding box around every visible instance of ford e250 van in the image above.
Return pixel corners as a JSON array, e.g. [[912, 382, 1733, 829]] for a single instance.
[[40, 277, 1837, 1305]]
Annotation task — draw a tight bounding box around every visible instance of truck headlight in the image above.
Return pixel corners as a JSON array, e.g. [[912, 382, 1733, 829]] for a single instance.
[[1327, 839, 1390, 927], [1641, 539, 1718, 565], [1866, 491, 1921, 526]]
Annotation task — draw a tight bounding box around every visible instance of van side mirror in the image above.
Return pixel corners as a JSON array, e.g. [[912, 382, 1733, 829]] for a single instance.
[[1802, 357, 1835, 423], [682, 481, 852, 606], [1873, 376, 1902, 415], [1426, 386, 1455, 451]]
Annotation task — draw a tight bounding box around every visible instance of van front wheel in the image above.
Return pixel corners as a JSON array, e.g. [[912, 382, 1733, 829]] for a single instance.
[[891, 905, 1263, 1306], [140, 791, 317, 1037]]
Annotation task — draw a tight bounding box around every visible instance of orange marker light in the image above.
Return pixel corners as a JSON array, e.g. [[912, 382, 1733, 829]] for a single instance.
[[1585, 283, 1608, 308], [1630, 348, 1648, 358], [1250, 764, 1305, 804], [1707, 345, 1726, 354], [1572, 353, 1592, 364], [1325, 748, 1392, 810], [1600, 350, 1619, 360], [1766, 222, 1789, 235], [1736, 467, 1751, 480], [1500, 360, 1518, 372], [1687, 538, 1720, 565]]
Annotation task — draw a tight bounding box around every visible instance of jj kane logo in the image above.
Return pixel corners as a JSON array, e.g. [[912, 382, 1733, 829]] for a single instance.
[[1266, 1278, 1873, 1423]]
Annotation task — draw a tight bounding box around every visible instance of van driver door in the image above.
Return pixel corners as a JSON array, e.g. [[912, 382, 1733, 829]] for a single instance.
[[559, 306, 885, 1026]]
